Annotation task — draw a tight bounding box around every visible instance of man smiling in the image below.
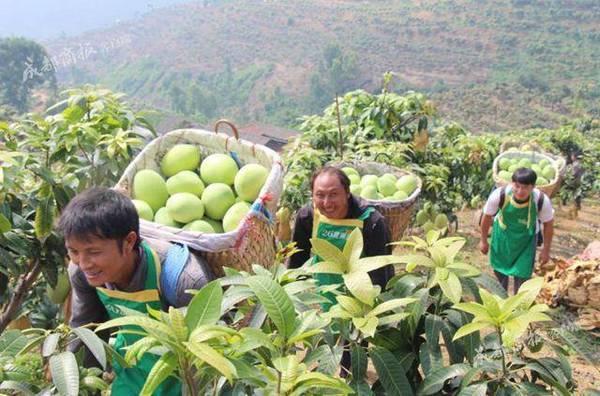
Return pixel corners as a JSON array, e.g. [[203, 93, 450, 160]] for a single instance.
[[58, 187, 213, 395], [288, 167, 393, 301], [480, 168, 554, 294]]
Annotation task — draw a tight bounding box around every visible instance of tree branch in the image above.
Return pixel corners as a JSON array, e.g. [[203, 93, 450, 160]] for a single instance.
[[0, 258, 42, 333]]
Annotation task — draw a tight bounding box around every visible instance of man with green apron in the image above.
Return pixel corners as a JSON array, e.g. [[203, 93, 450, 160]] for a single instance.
[[58, 188, 214, 395], [480, 168, 554, 294], [288, 166, 393, 294], [288, 166, 393, 376]]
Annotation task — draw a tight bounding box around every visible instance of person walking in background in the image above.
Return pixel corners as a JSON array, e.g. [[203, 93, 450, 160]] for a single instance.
[[479, 168, 554, 294]]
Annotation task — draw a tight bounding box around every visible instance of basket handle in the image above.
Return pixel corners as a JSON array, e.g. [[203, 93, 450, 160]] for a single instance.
[[214, 119, 240, 139]]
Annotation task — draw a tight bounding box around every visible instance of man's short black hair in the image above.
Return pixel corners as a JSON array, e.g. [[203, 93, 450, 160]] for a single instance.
[[58, 187, 140, 250], [310, 166, 351, 194], [512, 167, 537, 185]]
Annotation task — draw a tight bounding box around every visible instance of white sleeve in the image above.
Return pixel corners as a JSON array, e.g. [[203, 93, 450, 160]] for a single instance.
[[483, 188, 502, 215], [538, 194, 554, 223]]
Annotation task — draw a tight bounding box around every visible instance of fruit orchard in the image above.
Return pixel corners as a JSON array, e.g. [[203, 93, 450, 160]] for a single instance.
[[0, 83, 598, 395]]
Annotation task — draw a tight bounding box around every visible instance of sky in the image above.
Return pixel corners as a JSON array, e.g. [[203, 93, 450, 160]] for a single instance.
[[0, 0, 195, 40]]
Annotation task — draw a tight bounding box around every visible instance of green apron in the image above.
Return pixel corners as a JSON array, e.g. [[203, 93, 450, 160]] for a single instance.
[[96, 241, 181, 396], [490, 192, 537, 278], [311, 207, 374, 310]]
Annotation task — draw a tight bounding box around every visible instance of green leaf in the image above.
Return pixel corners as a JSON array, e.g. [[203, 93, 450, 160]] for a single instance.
[[442, 239, 465, 260], [378, 312, 411, 326], [34, 194, 55, 241], [0, 330, 31, 357], [42, 333, 60, 357], [419, 341, 443, 376], [246, 275, 296, 339], [355, 255, 402, 273], [71, 327, 107, 370], [292, 372, 354, 395], [447, 262, 480, 278], [0, 381, 34, 396], [418, 363, 471, 395], [396, 254, 435, 268], [238, 327, 275, 353], [0, 212, 11, 233], [185, 280, 223, 330], [425, 230, 440, 245], [304, 345, 342, 376], [95, 316, 172, 340], [344, 271, 379, 306], [353, 316, 379, 338], [516, 277, 544, 308], [81, 376, 108, 391], [343, 228, 363, 268], [425, 314, 443, 346], [351, 344, 368, 381], [438, 271, 462, 304], [478, 289, 501, 319], [308, 261, 343, 274], [189, 324, 237, 343], [369, 298, 416, 317], [552, 327, 599, 367], [440, 320, 464, 364], [473, 273, 507, 298], [457, 383, 488, 396], [310, 237, 346, 266], [139, 351, 177, 396], [185, 341, 237, 382], [453, 302, 492, 322], [49, 352, 79, 396], [453, 321, 490, 341], [124, 337, 160, 365], [337, 295, 366, 317], [350, 381, 373, 396], [370, 347, 414, 396]]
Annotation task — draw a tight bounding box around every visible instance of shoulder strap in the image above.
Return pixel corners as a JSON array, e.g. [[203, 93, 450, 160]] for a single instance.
[[495, 186, 506, 215], [160, 243, 190, 307], [358, 206, 375, 221], [537, 191, 545, 212]]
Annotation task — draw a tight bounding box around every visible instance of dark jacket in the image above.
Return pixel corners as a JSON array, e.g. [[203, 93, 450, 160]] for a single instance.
[[288, 195, 394, 289]]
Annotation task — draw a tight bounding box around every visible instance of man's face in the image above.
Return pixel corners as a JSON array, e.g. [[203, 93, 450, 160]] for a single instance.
[[512, 181, 534, 201], [65, 232, 137, 287], [312, 173, 349, 219]]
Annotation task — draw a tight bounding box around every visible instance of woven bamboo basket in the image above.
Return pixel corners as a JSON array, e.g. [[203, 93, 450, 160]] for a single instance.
[[114, 120, 284, 277], [329, 160, 422, 242], [492, 150, 563, 197]]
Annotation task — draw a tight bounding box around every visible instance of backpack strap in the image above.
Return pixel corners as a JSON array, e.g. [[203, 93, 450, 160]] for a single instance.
[[537, 190, 545, 212], [497, 186, 506, 214]]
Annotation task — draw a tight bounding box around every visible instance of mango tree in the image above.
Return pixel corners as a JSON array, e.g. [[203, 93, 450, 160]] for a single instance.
[[0, 85, 154, 333]]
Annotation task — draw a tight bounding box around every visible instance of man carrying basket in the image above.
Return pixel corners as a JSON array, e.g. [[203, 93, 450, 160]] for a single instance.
[[288, 166, 394, 296], [58, 187, 214, 396], [480, 168, 554, 294]]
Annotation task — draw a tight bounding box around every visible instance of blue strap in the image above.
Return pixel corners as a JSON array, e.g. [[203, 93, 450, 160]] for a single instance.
[[229, 151, 243, 169], [250, 200, 274, 224], [160, 243, 190, 307]]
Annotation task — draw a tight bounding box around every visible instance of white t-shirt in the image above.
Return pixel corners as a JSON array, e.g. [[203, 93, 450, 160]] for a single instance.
[[483, 186, 554, 230]]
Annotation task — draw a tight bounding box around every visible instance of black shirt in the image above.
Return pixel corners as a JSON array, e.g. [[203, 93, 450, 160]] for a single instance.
[[288, 195, 394, 289]]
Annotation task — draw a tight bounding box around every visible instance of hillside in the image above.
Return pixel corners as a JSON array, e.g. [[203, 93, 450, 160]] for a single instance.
[[47, 0, 600, 131]]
